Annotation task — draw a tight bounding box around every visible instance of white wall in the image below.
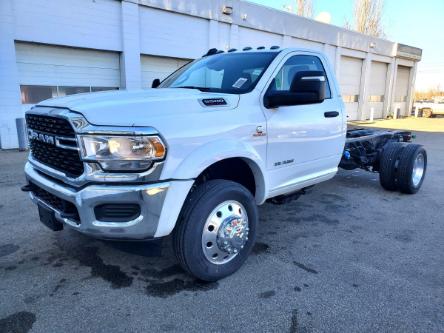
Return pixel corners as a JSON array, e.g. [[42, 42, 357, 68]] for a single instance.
[[139, 7, 209, 59], [0, 0, 22, 149], [0, 0, 420, 149], [14, 0, 122, 51]]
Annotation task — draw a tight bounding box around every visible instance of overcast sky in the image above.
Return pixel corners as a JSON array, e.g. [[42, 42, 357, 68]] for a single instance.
[[249, 0, 444, 91]]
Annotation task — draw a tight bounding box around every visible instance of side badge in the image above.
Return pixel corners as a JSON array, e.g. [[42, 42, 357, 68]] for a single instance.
[[202, 98, 227, 106]]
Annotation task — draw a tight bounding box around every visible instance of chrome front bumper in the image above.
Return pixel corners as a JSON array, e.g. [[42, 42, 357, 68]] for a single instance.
[[24, 162, 169, 240]]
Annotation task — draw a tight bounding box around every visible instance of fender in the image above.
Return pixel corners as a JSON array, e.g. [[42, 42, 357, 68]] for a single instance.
[[169, 139, 268, 204]]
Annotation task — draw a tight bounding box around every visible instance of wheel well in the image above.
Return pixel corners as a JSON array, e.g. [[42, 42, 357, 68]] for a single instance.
[[195, 158, 256, 196]]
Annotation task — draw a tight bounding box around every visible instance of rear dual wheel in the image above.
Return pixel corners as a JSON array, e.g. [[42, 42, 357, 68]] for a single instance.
[[379, 142, 427, 194]]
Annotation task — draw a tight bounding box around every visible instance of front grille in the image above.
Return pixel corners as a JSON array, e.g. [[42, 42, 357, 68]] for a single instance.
[[26, 114, 84, 177], [26, 114, 75, 137], [29, 182, 80, 224], [29, 140, 84, 177]]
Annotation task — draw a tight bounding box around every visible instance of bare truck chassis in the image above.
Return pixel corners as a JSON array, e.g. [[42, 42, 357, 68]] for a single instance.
[[340, 128, 427, 194]]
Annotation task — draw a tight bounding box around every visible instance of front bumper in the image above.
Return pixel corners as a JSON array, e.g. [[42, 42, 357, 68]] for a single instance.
[[24, 162, 170, 240]]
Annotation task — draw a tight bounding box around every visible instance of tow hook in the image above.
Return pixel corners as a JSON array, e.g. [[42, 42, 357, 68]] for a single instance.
[[21, 184, 33, 192]]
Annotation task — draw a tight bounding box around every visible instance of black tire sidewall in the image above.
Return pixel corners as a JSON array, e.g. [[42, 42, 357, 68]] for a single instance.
[[379, 142, 405, 191], [180, 181, 258, 281], [399, 146, 427, 193]]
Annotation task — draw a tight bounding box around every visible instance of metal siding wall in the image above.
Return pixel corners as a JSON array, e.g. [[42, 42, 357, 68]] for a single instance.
[[238, 27, 282, 48], [289, 37, 323, 51], [13, 0, 122, 51], [139, 7, 209, 60], [15, 43, 121, 87]]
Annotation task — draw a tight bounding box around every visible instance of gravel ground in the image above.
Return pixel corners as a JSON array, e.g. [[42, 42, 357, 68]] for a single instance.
[[0, 130, 443, 333]]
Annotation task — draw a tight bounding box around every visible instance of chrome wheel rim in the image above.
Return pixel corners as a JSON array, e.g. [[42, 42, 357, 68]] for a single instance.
[[412, 153, 425, 187], [201, 200, 249, 265]]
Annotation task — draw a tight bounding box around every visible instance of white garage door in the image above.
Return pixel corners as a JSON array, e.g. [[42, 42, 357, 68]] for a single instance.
[[16, 42, 120, 107], [339, 56, 362, 121], [394, 66, 410, 117], [141, 55, 190, 88], [367, 61, 388, 119]]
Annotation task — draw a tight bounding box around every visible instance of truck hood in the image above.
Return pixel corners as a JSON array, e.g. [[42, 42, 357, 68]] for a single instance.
[[37, 88, 240, 126]]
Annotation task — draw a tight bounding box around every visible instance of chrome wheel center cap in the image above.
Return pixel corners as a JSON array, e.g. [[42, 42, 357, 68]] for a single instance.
[[202, 200, 249, 264], [217, 216, 249, 254]]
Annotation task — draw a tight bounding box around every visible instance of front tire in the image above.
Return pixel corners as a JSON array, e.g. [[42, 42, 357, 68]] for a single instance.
[[173, 180, 258, 281]]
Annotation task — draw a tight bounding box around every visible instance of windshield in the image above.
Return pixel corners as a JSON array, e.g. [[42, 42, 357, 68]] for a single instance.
[[160, 52, 279, 94]]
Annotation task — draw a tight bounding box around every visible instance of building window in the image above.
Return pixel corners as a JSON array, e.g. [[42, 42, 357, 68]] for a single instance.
[[20, 85, 57, 104], [20, 85, 119, 104], [369, 95, 384, 102], [58, 86, 91, 97], [342, 95, 359, 103], [91, 87, 118, 92]]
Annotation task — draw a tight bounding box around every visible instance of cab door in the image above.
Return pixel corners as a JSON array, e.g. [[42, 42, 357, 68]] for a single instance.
[[261, 52, 344, 195]]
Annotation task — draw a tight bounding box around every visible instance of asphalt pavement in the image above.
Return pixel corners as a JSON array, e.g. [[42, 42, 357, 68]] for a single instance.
[[0, 130, 443, 333]]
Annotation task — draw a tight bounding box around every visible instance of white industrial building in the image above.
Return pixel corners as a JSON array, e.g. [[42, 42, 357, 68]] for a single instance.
[[0, 0, 422, 149]]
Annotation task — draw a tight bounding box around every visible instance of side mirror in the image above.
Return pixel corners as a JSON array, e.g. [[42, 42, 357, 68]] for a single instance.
[[264, 71, 326, 109], [151, 78, 161, 88]]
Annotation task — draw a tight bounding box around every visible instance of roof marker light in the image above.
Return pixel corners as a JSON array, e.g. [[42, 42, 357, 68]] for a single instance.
[[203, 48, 219, 57], [243, 47, 252, 51]]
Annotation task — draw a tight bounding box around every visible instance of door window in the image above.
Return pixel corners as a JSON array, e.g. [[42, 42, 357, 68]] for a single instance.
[[271, 55, 331, 98]]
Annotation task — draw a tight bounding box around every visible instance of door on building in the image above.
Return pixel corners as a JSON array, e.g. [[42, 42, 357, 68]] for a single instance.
[[16, 42, 120, 111], [141, 55, 190, 88], [394, 66, 411, 117], [368, 61, 388, 119], [339, 56, 362, 121]]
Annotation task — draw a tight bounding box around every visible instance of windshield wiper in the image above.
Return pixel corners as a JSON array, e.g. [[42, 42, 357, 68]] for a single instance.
[[174, 86, 212, 92]]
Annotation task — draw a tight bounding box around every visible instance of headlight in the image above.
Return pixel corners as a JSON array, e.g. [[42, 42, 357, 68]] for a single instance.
[[79, 135, 166, 172]]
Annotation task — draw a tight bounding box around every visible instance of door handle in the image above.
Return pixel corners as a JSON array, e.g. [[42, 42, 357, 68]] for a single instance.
[[324, 111, 339, 118]]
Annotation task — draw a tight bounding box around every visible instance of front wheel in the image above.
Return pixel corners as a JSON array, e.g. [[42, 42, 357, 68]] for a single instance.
[[173, 180, 258, 281]]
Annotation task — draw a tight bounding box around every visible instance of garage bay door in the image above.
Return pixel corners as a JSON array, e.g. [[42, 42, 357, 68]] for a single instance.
[[368, 61, 388, 119], [339, 56, 362, 121], [16, 42, 120, 107], [141, 55, 190, 88], [394, 66, 410, 117]]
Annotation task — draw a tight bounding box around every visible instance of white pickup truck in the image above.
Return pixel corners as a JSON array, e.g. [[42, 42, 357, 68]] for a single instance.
[[23, 47, 427, 281]]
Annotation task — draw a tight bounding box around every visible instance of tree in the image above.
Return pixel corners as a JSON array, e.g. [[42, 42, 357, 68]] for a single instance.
[[345, 0, 384, 38], [283, 0, 313, 18]]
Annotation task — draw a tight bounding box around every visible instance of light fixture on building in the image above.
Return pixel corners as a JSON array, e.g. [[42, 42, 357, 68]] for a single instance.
[[242, 13, 248, 20], [222, 6, 233, 15], [369, 42, 376, 48]]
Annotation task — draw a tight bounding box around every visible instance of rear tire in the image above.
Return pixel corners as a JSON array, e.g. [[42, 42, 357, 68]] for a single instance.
[[397, 144, 427, 194], [172, 180, 258, 281], [379, 142, 406, 191]]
